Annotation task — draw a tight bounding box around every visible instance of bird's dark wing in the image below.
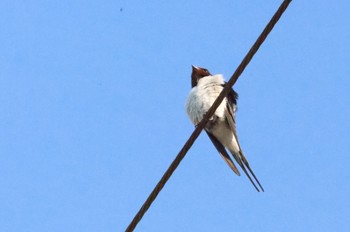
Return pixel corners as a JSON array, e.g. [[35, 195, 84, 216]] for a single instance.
[[205, 131, 240, 176], [225, 88, 265, 192]]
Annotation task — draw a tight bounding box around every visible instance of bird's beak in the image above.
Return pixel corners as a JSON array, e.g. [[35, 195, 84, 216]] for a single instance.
[[192, 65, 199, 71]]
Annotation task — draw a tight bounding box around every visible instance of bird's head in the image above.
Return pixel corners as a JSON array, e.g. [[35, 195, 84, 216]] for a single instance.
[[191, 65, 211, 87]]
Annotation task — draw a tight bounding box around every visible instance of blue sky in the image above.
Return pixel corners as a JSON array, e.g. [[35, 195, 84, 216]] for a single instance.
[[1, 0, 350, 231]]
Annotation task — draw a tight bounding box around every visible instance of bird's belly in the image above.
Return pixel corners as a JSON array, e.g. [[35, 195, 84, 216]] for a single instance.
[[186, 87, 226, 125], [210, 120, 240, 153]]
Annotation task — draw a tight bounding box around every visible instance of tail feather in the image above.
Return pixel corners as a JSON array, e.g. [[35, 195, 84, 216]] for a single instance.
[[206, 131, 241, 176], [240, 152, 264, 192], [230, 150, 264, 192]]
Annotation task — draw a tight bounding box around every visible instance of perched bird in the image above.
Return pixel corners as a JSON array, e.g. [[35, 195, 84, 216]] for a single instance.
[[186, 65, 264, 192]]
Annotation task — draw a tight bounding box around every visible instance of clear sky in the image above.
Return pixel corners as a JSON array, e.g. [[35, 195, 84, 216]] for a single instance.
[[1, 1, 349, 231]]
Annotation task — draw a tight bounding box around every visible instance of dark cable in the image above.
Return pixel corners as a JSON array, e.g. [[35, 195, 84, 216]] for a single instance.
[[126, 1, 292, 231]]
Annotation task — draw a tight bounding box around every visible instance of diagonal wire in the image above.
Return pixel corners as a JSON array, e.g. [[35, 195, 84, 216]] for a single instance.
[[126, 1, 292, 231]]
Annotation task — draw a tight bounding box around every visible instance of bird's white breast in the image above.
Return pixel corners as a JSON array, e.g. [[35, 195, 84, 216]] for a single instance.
[[186, 74, 227, 125]]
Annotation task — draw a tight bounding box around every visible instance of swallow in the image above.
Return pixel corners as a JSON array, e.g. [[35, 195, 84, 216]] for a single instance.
[[186, 65, 264, 192]]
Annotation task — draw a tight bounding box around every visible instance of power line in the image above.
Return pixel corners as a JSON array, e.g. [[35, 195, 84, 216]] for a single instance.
[[125, 1, 292, 231]]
